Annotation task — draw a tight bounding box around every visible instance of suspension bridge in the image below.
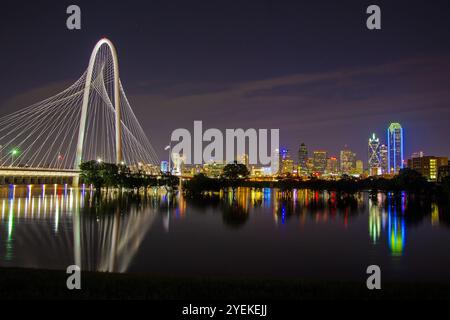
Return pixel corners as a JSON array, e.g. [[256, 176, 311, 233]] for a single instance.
[[0, 39, 159, 186]]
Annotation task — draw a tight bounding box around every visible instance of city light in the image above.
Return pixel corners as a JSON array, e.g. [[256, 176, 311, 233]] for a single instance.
[[10, 147, 20, 166]]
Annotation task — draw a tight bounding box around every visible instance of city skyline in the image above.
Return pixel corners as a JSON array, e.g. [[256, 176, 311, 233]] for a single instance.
[[1, 0, 450, 305]]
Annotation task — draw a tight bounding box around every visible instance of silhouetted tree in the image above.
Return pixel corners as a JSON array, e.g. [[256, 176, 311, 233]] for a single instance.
[[222, 161, 250, 190], [393, 168, 429, 192], [80, 161, 165, 190], [184, 173, 221, 196], [222, 161, 250, 179]]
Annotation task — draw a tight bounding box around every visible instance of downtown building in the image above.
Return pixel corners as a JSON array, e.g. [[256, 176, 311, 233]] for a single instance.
[[313, 150, 327, 176], [326, 156, 339, 175], [368, 133, 381, 175], [387, 122, 404, 174], [340, 146, 356, 175], [367, 133, 389, 176], [379, 144, 388, 174], [298, 143, 308, 176], [407, 155, 448, 182], [280, 148, 294, 176]]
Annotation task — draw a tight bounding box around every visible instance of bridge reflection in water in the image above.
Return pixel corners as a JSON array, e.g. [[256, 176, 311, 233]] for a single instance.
[[0, 185, 177, 273], [1, 186, 447, 275]]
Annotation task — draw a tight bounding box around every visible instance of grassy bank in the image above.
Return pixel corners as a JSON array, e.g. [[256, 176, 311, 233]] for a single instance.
[[1, 267, 450, 300]]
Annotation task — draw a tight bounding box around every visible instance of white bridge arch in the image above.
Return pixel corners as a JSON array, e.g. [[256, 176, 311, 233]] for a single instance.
[[0, 38, 159, 180], [76, 38, 122, 169]]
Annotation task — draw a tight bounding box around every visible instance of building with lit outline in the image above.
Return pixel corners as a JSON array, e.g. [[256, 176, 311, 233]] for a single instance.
[[368, 133, 381, 175], [379, 144, 388, 174], [387, 122, 404, 174]]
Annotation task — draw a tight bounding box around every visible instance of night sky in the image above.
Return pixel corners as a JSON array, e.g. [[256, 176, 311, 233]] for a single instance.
[[1, 0, 450, 162]]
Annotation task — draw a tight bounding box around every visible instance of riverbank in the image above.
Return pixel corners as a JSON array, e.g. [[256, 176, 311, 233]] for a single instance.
[[183, 169, 450, 203], [1, 267, 450, 300]]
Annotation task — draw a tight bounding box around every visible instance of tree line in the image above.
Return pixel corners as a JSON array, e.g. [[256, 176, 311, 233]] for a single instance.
[[79, 160, 179, 190]]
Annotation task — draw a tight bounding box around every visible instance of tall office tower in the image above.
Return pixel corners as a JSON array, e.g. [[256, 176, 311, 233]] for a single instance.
[[326, 156, 339, 174], [387, 122, 404, 174], [280, 148, 294, 175], [340, 146, 356, 174], [368, 133, 381, 175], [298, 143, 308, 175], [313, 150, 327, 174], [379, 144, 388, 174]]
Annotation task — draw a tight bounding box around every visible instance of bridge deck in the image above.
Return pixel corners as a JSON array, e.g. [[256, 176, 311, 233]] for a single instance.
[[0, 167, 79, 177]]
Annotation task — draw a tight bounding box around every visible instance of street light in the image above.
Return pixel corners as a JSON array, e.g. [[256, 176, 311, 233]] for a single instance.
[[10, 148, 19, 167]]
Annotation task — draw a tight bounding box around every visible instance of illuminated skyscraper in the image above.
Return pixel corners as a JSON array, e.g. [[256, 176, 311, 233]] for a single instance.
[[387, 123, 404, 174], [368, 133, 381, 175], [379, 144, 388, 174], [326, 156, 338, 174], [280, 148, 293, 175], [298, 143, 308, 175], [340, 146, 356, 175], [313, 150, 327, 175]]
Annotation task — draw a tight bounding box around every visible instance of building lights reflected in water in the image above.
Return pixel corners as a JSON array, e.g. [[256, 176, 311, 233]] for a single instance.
[[0, 185, 448, 280]]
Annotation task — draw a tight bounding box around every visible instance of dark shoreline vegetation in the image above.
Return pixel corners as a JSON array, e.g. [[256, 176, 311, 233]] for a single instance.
[[79, 160, 179, 190], [1, 267, 450, 300]]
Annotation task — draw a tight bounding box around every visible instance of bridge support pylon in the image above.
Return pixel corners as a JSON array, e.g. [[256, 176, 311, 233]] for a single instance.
[[73, 38, 123, 188]]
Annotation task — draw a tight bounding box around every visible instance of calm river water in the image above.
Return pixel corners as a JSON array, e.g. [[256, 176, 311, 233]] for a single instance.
[[1, 185, 449, 282]]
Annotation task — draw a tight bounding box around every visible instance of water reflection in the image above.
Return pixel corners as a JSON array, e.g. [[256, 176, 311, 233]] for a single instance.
[[0, 185, 449, 275], [184, 188, 448, 257], [0, 185, 169, 272]]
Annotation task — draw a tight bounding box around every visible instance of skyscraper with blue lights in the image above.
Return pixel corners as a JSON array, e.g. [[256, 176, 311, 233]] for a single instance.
[[387, 123, 404, 174]]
